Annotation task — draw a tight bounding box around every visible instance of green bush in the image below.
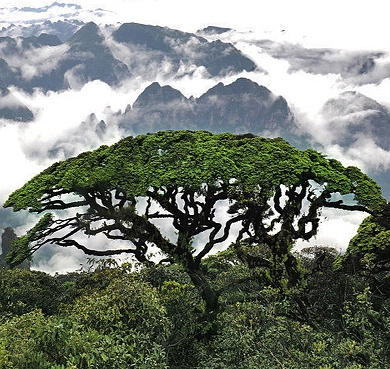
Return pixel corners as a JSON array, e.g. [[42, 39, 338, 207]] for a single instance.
[[0, 309, 168, 368], [0, 269, 63, 316], [66, 275, 169, 338]]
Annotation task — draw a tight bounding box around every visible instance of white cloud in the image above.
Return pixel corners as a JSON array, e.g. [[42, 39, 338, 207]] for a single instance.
[[359, 78, 390, 109], [0, 92, 24, 109], [346, 138, 390, 173], [215, 34, 390, 179], [295, 209, 368, 253], [5, 43, 69, 80], [167, 36, 207, 61], [0, 1, 107, 27], [0, 123, 42, 204], [31, 244, 87, 275]]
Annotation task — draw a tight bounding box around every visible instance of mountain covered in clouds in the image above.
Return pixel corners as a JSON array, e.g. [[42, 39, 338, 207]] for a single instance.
[[0, 33, 64, 91], [46, 78, 390, 162], [112, 23, 256, 77], [45, 77, 297, 159], [0, 22, 131, 92], [119, 77, 295, 138], [322, 91, 390, 150], [0, 21, 257, 94], [58, 22, 132, 89], [15, 2, 82, 13]]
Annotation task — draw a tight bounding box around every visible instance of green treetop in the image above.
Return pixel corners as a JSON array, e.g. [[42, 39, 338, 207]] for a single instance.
[[4, 131, 386, 311], [344, 201, 390, 273]]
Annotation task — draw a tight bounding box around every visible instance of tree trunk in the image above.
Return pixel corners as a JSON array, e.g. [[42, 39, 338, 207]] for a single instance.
[[285, 252, 303, 287], [187, 268, 219, 313]]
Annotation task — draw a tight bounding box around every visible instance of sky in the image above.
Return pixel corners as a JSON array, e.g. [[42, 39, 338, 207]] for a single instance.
[[1, 0, 390, 273]]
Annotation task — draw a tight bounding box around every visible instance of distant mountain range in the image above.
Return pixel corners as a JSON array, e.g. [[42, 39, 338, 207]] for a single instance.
[[0, 19, 84, 42], [0, 4, 389, 155], [1, 18, 390, 161], [80, 78, 390, 155], [112, 23, 256, 77], [0, 15, 389, 177], [255, 39, 386, 84], [0, 21, 257, 96]]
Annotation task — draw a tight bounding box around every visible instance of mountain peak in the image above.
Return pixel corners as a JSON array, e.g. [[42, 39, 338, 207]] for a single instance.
[[197, 26, 232, 35], [37, 33, 62, 46], [230, 77, 271, 94], [323, 91, 387, 118], [68, 22, 101, 46], [113, 23, 189, 53], [133, 82, 187, 108], [112, 23, 256, 77], [200, 78, 271, 99]]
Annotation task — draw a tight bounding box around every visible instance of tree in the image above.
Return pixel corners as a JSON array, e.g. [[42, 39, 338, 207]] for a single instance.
[[3, 131, 386, 311]]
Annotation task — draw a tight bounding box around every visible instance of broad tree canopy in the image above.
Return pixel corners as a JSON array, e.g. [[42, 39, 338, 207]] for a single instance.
[[4, 131, 387, 303]]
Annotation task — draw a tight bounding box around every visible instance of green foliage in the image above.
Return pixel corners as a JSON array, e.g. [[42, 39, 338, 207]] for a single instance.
[[5, 131, 384, 211], [0, 310, 168, 368], [345, 215, 390, 272], [0, 269, 64, 316], [3, 130, 390, 367], [70, 257, 133, 294], [159, 280, 202, 366], [192, 284, 390, 369], [0, 271, 170, 368], [193, 289, 339, 369], [0, 253, 390, 368], [6, 213, 53, 268], [66, 276, 169, 340], [339, 287, 390, 367]]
